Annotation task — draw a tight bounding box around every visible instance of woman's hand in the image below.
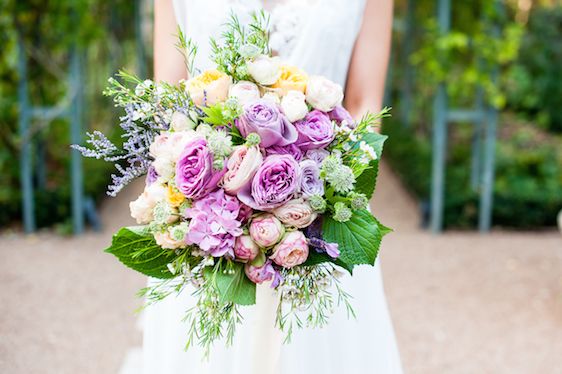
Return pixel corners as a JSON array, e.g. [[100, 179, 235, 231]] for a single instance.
[[154, 0, 188, 83]]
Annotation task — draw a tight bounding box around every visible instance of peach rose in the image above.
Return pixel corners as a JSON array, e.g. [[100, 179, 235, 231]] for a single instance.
[[270, 231, 309, 268], [272, 198, 317, 229], [186, 69, 232, 107]]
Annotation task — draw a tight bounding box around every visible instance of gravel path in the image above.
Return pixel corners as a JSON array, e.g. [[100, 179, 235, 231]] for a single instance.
[[1, 164, 561, 374]]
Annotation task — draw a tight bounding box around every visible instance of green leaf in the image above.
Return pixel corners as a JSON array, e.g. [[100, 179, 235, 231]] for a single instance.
[[355, 159, 379, 199], [361, 132, 387, 159], [205, 262, 256, 306], [104, 226, 178, 279], [322, 210, 391, 274]]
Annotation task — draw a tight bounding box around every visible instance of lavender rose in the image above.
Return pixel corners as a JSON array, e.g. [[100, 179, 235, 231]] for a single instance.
[[270, 231, 309, 268], [299, 159, 324, 197], [294, 110, 335, 150], [273, 198, 317, 229], [249, 213, 285, 247], [175, 138, 225, 199], [265, 144, 303, 161], [328, 105, 355, 127], [238, 154, 300, 210], [234, 235, 260, 262], [305, 149, 330, 165], [235, 99, 298, 148]]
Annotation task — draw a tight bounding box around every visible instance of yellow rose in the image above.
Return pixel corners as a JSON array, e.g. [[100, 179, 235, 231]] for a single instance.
[[186, 69, 232, 107], [272, 65, 308, 96], [167, 185, 186, 207]]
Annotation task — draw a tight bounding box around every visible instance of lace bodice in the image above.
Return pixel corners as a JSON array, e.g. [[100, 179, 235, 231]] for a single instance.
[[172, 0, 366, 87]]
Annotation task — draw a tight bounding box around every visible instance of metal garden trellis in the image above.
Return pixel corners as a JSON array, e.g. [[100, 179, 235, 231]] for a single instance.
[[399, 0, 501, 233], [17, 0, 147, 234]]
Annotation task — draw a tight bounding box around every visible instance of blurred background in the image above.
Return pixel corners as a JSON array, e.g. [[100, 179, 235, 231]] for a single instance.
[[1, 0, 561, 373]]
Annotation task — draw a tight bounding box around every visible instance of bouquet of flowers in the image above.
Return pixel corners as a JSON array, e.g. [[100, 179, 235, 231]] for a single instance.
[[75, 12, 391, 352]]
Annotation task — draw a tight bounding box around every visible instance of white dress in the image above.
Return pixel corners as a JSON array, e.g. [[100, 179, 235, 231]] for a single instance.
[[142, 1, 403, 373]]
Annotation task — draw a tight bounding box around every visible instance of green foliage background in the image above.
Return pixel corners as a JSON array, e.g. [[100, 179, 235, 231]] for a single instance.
[[387, 0, 562, 228], [0, 0, 147, 230]]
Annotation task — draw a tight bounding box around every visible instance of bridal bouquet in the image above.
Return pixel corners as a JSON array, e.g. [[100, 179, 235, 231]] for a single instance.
[[75, 13, 390, 352]]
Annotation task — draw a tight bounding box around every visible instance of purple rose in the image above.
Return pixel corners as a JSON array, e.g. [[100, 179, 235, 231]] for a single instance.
[[305, 149, 330, 165], [294, 110, 335, 150], [238, 154, 300, 211], [235, 99, 298, 148], [145, 165, 158, 185], [245, 260, 276, 284], [175, 138, 225, 199], [328, 105, 355, 128], [299, 160, 324, 198], [265, 144, 303, 161]]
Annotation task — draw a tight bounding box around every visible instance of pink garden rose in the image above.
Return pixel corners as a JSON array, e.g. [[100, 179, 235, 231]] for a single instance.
[[270, 231, 309, 268], [245, 260, 276, 284], [272, 198, 317, 229], [249, 213, 285, 247], [222, 145, 263, 195], [234, 235, 260, 262], [238, 154, 300, 210], [175, 138, 225, 199], [229, 81, 261, 106]]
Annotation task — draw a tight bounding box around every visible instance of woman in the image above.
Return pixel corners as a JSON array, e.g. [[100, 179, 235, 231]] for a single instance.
[[143, 0, 402, 373]]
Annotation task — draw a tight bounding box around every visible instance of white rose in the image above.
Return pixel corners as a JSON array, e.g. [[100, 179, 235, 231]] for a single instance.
[[170, 111, 195, 132], [129, 184, 167, 224], [281, 90, 309, 122], [247, 55, 281, 86], [152, 157, 175, 181], [154, 229, 186, 250], [305, 75, 344, 112], [261, 91, 281, 105], [229, 81, 261, 106]]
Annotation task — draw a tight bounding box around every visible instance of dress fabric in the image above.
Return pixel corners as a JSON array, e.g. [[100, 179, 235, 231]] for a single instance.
[[142, 1, 403, 373]]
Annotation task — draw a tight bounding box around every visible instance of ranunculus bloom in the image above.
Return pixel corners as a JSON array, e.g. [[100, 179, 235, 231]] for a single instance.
[[265, 144, 303, 161], [328, 105, 354, 127], [295, 110, 335, 150], [238, 154, 300, 210], [186, 69, 232, 107], [299, 160, 324, 198], [129, 183, 167, 224], [222, 145, 263, 195], [273, 198, 317, 229], [175, 138, 225, 199], [245, 260, 276, 284], [229, 81, 261, 106], [270, 231, 309, 268], [235, 99, 298, 148], [280, 90, 309, 122], [249, 213, 285, 247], [247, 55, 281, 85], [234, 235, 260, 262], [272, 65, 308, 95], [305, 75, 343, 112]]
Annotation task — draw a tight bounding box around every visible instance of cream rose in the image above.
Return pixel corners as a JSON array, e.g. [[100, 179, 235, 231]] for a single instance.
[[281, 90, 309, 122], [229, 81, 261, 106], [305, 75, 344, 112], [129, 183, 167, 224], [247, 55, 281, 86], [149, 131, 197, 180], [222, 145, 263, 194], [262, 91, 281, 105], [170, 111, 195, 132], [186, 69, 232, 107], [154, 229, 186, 250], [270, 231, 309, 268], [273, 198, 317, 228]]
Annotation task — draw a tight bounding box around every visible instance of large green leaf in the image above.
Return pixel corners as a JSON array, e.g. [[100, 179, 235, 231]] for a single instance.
[[105, 226, 178, 279], [205, 262, 256, 306], [322, 210, 391, 273], [361, 132, 388, 159], [355, 159, 379, 199]]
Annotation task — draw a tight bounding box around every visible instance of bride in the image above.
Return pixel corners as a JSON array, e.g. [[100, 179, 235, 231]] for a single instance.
[[143, 0, 402, 373]]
